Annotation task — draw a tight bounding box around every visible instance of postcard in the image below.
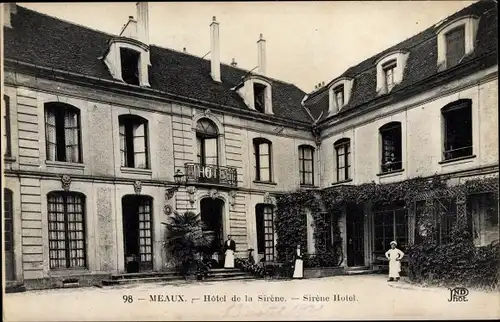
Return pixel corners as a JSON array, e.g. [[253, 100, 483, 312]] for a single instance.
[[2, 1, 499, 320]]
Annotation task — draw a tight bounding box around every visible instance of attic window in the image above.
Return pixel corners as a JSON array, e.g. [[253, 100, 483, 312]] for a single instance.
[[436, 15, 479, 71], [333, 85, 345, 108], [254, 83, 267, 113], [327, 78, 353, 115], [120, 48, 140, 85], [375, 51, 409, 95], [445, 26, 466, 68], [383, 60, 397, 92]]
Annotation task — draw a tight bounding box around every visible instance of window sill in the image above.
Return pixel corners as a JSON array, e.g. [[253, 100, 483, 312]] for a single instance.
[[376, 169, 404, 177], [120, 167, 152, 175], [45, 160, 85, 170], [4, 155, 16, 163], [439, 155, 476, 166], [253, 180, 277, 186], [300, 184, 319, 189], [331, 179, 353, 186]]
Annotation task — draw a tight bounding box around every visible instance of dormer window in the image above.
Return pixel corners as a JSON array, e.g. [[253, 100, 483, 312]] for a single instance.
[[235, 76, 273, 114], [254, 83, 267, 113], [121, 48, 140, 85], [445, 26, 466, 69], [334, 86, 344, 109], [375, 51, 409, 95], [327, 78, 353, 115], [436, 15, 479, 71], [383, 60, 397, 92]]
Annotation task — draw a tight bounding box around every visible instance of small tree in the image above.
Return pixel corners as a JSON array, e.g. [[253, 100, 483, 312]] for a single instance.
[[163, 211, 213, 279]]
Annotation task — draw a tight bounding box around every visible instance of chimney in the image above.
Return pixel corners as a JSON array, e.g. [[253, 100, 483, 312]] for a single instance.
[[3, 3, 17, 28], [257, 33, 266, 76], [210, 16, 221, 83], [231, 58, 237, 67], [136, 2, 149, 45], [183, 47, 187, 53]]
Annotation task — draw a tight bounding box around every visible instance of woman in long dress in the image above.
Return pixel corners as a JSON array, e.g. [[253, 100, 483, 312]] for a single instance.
[[292, 244, 303, 279], [385, 241, 404, 282], [223, 235, 236, 269]]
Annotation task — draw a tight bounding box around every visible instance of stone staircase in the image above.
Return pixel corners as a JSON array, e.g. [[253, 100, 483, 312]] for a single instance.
[[101, 268, 254, 286], [344, 266, 383, 275]]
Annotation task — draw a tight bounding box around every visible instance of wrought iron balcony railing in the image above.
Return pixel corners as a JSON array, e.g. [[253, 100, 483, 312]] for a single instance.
[[185, 163, 238, 187]]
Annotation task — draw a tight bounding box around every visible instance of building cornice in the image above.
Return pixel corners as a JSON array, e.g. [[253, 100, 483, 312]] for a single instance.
[[317, 53, 498, 130], [3, 59, 314, 131]]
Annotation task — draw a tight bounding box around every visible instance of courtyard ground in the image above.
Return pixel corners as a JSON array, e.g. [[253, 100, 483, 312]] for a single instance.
[[3, 274, 499, 321]]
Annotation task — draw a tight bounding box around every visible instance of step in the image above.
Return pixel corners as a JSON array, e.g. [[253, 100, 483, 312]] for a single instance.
[[206, 271, 247, 277], [345, 266, 370, 271], [344, 269, 380, 275], [103, 275, 183, 286], [110, 271, 179, 280], [204, 275, 257, 282], [209, 268, 240, 273]]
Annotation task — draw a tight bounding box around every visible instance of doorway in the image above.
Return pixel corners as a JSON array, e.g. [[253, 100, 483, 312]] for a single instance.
[[200, 198, 224, 266], [4, 189, 15, 281], [122, 195, 153, 273], [346, 203, 365, 267]]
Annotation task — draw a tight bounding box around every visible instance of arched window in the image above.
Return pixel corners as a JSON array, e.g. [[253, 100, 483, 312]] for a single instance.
[[196, 118, 219, 166], [379, 122, 402, 173], [334, 138, 351, 182], [119, 115, 149, 169], [441, 99, 472, 161], [45, 102, 82, 163], [47, 191, 86, 269], [298, 145, 315, 186], [253, 138, 272, 182]]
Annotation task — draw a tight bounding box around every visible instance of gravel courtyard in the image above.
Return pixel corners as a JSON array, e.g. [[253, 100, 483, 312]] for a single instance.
[[4, 274, 499, 321]]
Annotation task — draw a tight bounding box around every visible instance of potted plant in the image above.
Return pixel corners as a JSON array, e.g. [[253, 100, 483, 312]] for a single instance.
[[163, 211, 213, 280]]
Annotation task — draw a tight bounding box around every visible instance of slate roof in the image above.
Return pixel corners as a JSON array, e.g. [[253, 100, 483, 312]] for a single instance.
[[304, 0, 498, 123], [3, 6, 313, 124]]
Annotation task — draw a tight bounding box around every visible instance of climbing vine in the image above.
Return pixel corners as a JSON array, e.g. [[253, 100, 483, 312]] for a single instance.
[[275, 174, 498, 279]]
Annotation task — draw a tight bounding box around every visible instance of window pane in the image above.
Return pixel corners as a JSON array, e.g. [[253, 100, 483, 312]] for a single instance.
[[204, 138, 218, 165], [45, 109, 57, 161], [260, 168, 270, 182], [64, 110, 80, 163]]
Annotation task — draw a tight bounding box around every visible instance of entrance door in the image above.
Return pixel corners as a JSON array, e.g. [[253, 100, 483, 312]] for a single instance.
[[346, 203, 365, 267], [200, 198, 224, 266], [4, 189, 15, 280], [122, 196, 153, 273]]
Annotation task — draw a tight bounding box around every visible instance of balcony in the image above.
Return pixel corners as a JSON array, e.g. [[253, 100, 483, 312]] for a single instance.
[[185, 163, 238, 187]]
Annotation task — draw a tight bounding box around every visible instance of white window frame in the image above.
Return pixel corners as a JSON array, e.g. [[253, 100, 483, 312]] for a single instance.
[[375, 50, 409, 95], [236, 75, 274, 114], [327, 77, 353, 114], [436, 15, 479, 71]]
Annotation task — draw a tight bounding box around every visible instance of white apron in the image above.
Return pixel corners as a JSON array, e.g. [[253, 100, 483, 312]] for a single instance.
[[224, 241, 235, 268], [293, 249, 303, 278], [385, 248, 404, 278]]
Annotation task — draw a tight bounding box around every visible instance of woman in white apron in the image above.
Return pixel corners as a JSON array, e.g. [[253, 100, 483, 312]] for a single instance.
[[292, 244, 303, 279], [223, 235, 236, 268], [385, 241, 404, 282]]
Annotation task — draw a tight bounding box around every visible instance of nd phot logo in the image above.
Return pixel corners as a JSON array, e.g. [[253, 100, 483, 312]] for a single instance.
[[447, 287, 469, 302]]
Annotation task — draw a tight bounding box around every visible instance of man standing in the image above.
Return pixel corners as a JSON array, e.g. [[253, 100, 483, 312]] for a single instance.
[[385, 241, 404, 282], [223, 235, 236, 268]]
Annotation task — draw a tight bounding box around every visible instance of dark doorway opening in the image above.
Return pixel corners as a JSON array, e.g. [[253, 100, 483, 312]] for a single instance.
[[200, 198, 224, 267], [346, 203, 365, 267], [122, 195, 153, 273]]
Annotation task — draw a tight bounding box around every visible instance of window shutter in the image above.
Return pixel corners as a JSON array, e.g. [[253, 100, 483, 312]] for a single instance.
[[119, 123, 127, 167], [45, 108, 57, 161], [133, 123, 147, 168], [64, 110, 80, 163]]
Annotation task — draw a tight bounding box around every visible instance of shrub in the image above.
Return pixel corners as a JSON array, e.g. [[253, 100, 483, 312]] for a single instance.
[[408, 226, 499, 289], [235, 258, 265, 278]]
